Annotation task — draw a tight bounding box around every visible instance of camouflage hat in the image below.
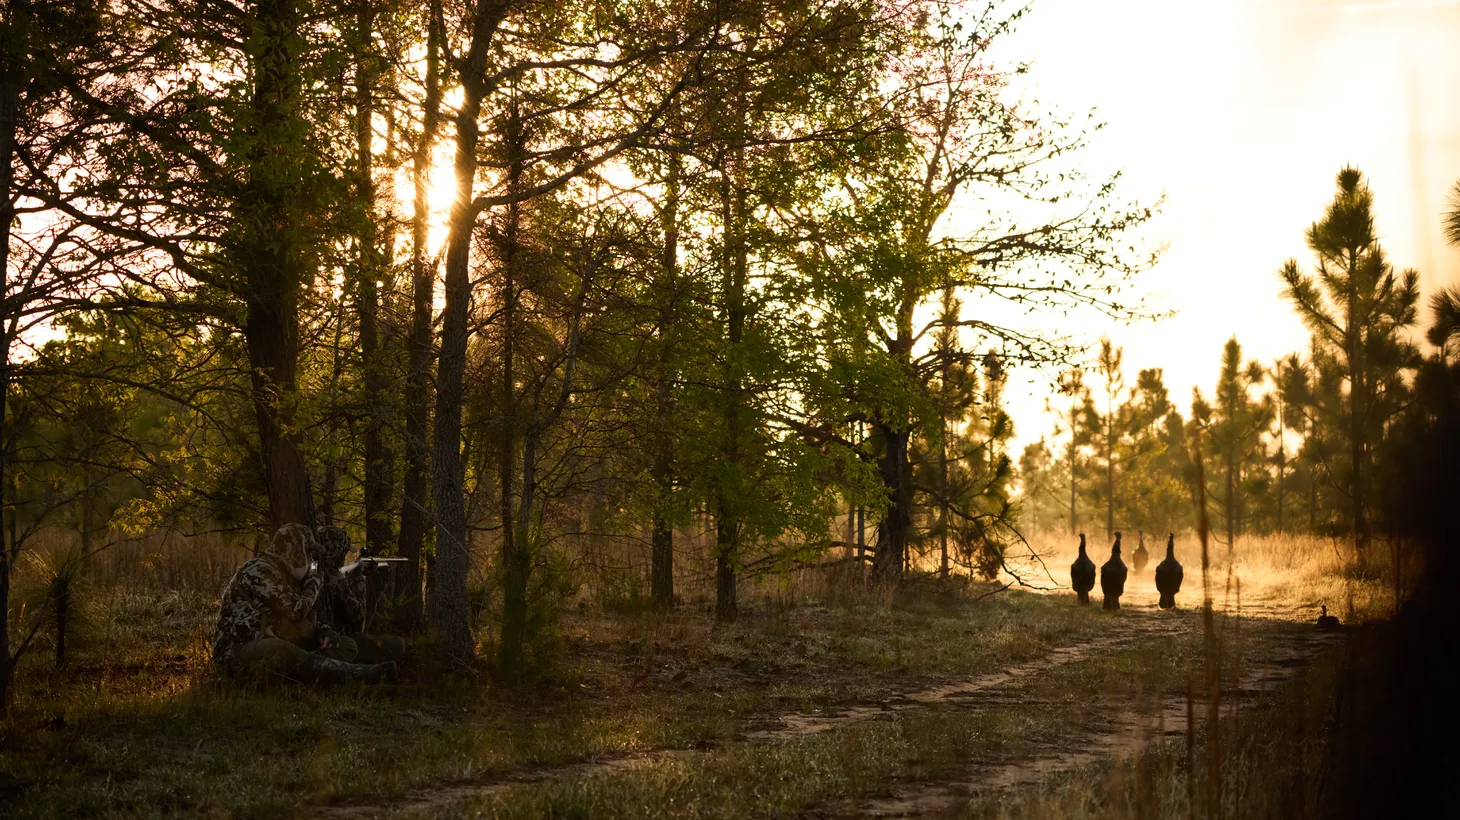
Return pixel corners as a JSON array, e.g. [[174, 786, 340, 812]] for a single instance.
[[313, 525, 352, 569], [268, 524, 316, 568]]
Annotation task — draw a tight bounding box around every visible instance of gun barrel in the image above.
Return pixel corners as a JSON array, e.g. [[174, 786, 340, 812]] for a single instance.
[[340, 557, 408, 573]]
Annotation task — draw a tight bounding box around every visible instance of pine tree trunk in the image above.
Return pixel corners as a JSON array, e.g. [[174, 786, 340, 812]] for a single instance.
[[240, 0, 316, 531], [650, 153, 680, 608], [873, 291, 917, 583], [1350, 392, 1368, 551], [355, 0, 394, 558], [871, 423, 912, 581], [855, 422, 866, 571], [319, 315, 345, 525], [1346, 250, 1370, 553], [939, 420, 949, 578], [651, 498, 673, 605], [856, 505, 865, 565], [714, 171, 746, 622], [715, 513, 739, 621], [501, 420, 539, 674], [496, 110, 527, 674], [1226, 447, 1236, 549], [0, 26, 20, 709], [1106, 412, 1114, 538], [1068, 442, 1077, 536], [430, 0, 506, 668], [1314, 469, 1325, 534], [395, 0, 444, 632], [0, 546, 10, 709], [1276, 399, 1285, 534]]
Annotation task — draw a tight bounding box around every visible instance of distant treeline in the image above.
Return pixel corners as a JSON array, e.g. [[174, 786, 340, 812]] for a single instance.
[[1021, 169, 1460, 562]]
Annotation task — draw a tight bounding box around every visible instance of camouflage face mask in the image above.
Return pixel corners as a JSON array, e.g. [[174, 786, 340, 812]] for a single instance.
[[313, 526, 352, 570]]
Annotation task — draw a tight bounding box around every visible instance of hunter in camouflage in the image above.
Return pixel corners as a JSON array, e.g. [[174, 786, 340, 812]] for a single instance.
[[311, 525, 406, 666], [211, 524, 395, 683]]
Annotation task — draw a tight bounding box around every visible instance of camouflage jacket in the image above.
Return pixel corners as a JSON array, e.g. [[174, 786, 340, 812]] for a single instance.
[[312, 526, 367, 634], [211, 525, 322, 665], [315, 568, 367, 634]]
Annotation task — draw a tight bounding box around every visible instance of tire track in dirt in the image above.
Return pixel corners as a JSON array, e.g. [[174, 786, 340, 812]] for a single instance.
[[828, 621, 1341, 818], [743, 616, 1178, 743], [314, 616, 1178, 817]]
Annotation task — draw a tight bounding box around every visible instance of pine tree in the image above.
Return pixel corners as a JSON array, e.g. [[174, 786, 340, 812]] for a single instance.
[[1269, 354, 1306, 533], [1189, 338, 1273, 549], [1084, 339, 1130, 540], [1122, 368, 1190, 535], [1278, 167, 1420, 551], [910, 290, 1015, 578], [1047, 369, 1094, 536], [1016, 440, 1065, 535]]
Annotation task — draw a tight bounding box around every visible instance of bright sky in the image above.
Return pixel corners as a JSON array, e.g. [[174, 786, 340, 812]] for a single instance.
[[989, 0, 1460, 453]]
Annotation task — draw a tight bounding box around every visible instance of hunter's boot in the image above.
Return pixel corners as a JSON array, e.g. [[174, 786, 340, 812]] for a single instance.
[[305, 655, 398, 684]]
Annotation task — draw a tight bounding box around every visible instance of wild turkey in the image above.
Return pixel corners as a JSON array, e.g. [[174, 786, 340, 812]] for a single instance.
[[1100, 532, 1127, 610], [1131, 532, 1149, 576], [1317, 605, 1341, 631], [1154, 533, 1183, 610], [1070, 533, 1096, 605]]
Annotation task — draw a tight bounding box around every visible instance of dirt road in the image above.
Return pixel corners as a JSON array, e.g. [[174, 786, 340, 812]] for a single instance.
[[319, 592, 1332, 819]]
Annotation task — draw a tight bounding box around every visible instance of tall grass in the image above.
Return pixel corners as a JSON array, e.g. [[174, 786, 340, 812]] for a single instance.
[[6, 528, 248, 675]]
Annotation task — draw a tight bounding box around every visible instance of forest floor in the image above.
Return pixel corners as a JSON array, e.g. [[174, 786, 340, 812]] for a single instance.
[[0, 536, 1384, 819]]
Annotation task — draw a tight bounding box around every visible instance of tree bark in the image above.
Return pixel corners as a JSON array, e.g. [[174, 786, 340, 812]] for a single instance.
[[496, 105, 526, 674], [856, 504, 865, 564], [1067, 399, 1079, 536], [1105, 412, 1114, 538], [871, 274, 919, 583], [714, 170, 746, 622], [240, 0, 315, 530], [396, 0, 444, 632], [319, 310, 346, 524], [354, 0, 394, 557], [1224, 445, 1236, 549], [650, 156, 680, 608], [939, 417, 949, 578], [1276, 394, 1285, 534], [500, 183, 585, 674], [871, 423, 912, 581], [1314, 469, 1325, 534], [1346, 248, 1370, 553], [1069, 442, 1076, 536], [0, 6, 21, 710], [430, 0, 506, 667]]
